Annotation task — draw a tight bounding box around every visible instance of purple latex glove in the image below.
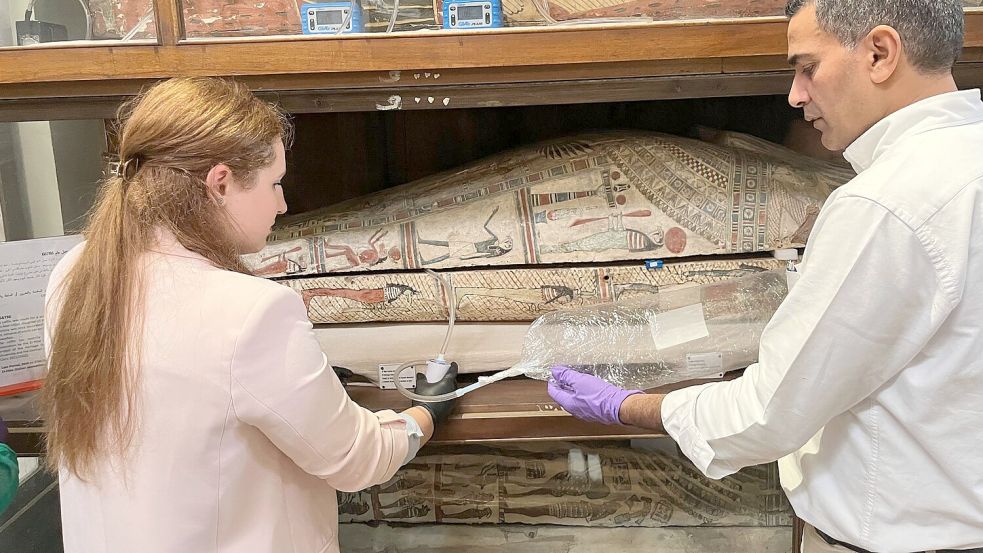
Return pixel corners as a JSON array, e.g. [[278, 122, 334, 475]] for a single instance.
[[547, 366, 643, 425]]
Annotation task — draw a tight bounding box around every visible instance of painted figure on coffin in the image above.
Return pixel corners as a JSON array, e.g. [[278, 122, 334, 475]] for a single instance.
[[291, 257, 786, 324], [417, 206, 514, 265]]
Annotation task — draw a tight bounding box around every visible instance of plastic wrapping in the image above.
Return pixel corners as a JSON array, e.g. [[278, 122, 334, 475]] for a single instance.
[[516, 269, 788, 390]]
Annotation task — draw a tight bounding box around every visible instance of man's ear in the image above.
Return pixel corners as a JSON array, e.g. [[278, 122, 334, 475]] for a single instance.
[[205, 164, 233, 202], [863, 25, 903, 85]]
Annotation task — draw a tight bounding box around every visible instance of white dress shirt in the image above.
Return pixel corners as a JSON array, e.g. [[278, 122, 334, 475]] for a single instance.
[[46, 233, 412, 553], [662, 89, 983, 552]]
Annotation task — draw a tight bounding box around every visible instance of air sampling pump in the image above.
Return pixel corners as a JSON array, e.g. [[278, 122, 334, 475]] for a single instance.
[[393, 269, 526, 403], [391, 270, 458, 402]]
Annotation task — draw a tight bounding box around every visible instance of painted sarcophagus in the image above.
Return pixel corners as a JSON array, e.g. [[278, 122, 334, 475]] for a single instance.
[[248, 129, 851, 380], [249, 130, 850, 280]]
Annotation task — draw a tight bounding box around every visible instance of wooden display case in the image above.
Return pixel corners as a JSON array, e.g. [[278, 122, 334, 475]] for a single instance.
[[2, 6, 982, 547], [0, 2, 980, 118]]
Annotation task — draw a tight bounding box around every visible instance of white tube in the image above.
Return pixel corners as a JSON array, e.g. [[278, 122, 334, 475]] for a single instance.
[[425, 269, 456, 360], [394, 363, 525, 403], [394, 360, 456, 403]]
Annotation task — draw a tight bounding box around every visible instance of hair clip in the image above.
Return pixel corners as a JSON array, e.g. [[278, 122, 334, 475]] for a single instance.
[[117, 156, 142, 180]]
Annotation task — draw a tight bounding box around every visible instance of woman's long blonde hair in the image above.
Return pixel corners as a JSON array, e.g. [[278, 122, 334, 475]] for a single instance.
[[42, 77, 292, 478]]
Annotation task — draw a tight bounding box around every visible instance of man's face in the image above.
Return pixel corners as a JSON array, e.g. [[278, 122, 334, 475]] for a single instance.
[[787, 4, 875, 151]]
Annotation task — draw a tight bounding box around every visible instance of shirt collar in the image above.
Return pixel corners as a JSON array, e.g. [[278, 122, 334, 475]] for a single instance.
[[843, 89, 983, 173]]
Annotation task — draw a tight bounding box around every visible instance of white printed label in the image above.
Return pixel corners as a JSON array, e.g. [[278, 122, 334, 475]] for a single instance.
[[378, 363, 417, 390], [686, 352, 723, 374], [649, 303, 709, 350]]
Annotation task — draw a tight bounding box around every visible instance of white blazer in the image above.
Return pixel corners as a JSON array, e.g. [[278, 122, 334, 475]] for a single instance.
[[45, 232, 410, 553]]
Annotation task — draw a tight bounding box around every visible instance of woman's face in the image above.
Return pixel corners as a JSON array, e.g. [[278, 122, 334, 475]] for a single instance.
[[222, 139, 288, 253]]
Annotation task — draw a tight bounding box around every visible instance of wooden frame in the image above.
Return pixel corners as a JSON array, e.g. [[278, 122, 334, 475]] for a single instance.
[[0, 6, 980, 103], [4, 61, 983, 122], [6, 373, 740, 454]]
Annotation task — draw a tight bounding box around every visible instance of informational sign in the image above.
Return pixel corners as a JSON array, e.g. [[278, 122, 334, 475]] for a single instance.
[[0, 235, 82, 395], [378, 363, 417, 390]]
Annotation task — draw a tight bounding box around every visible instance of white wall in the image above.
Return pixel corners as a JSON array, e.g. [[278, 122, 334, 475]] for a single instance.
[[6, 0, 30, 46], [0, 119, 107, 240], [0, 117, 106, 240], [0, 0, 12, 47], [14, 121, 64, 238]]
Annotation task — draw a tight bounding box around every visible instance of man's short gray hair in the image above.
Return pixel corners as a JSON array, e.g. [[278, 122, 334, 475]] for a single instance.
[[785, 0, 964, 73]]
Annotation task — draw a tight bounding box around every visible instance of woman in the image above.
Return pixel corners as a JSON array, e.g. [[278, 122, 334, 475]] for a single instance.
[[42, 77, 456, 553]]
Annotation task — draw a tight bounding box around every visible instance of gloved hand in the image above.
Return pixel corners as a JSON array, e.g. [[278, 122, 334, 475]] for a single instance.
[[412, 362, 459, 424], [0, 416, 8, 444], [548, 365, 643, 425]]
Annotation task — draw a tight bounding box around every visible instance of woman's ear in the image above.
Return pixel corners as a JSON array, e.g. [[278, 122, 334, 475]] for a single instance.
[[205, 164, 233, 205]]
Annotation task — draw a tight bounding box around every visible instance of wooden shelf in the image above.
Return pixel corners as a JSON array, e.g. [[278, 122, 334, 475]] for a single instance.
[[4, 60, 982, 122], [5, 374, 738, 455], [0, 19, 790, 86], [348, 378, 662, 444], [344, 373, 737, 444]]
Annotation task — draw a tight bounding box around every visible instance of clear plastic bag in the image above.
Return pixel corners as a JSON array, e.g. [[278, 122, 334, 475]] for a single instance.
[[516, 269, 788, 390]]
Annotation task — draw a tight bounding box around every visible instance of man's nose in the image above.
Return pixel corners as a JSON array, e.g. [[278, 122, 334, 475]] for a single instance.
[[788, 74, 810, 109]]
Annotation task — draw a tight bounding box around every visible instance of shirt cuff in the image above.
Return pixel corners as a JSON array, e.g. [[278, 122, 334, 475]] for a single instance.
[[375, 409, 411, 475], [397, 413, 424, 466], [661, 383, 726, 479]]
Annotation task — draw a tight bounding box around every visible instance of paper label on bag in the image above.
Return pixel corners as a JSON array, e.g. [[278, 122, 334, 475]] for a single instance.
[[649, 303, 709, 350], [686, 352, 723, 373]]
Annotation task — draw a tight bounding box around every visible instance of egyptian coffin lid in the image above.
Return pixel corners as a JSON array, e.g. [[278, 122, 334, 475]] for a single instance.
[[247, 130, 852, 279]]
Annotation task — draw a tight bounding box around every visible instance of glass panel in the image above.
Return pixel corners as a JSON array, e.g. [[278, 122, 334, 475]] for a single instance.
[[0, 0, 157, 48], [342, 441, 791, 526], [180, 0, 983, 39], [181, 0, 299, 37], [0, 119, 106, 241]]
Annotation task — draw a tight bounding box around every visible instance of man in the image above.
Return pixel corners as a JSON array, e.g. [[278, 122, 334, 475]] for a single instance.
[[548, 1, 983, 552]]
